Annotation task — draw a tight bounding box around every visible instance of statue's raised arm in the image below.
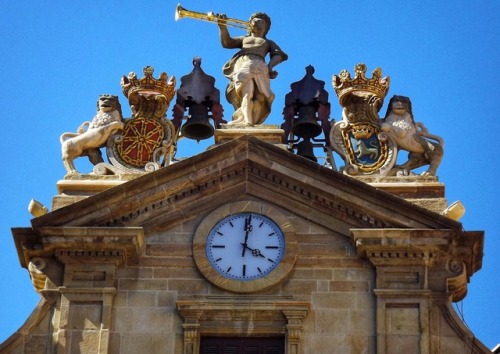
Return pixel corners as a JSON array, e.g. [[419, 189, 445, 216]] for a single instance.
[[220, 12, 288, 126], [176, 6, 288, 126]]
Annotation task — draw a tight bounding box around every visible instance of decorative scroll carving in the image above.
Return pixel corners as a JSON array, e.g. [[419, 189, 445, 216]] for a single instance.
[[351, 228, 483, 303], [27, 256, 63, 296]]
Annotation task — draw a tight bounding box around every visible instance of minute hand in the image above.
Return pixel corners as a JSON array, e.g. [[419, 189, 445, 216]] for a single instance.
[[241, 214, 252, 257]]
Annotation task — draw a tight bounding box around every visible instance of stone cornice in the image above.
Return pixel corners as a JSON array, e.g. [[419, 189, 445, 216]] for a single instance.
[[31, 136, 462, 235], [176, 298, 309, 332], [351, 228, 484, 302], [12, 226, 144, 269]]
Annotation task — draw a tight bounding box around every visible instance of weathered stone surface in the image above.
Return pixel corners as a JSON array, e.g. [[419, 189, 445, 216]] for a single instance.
[[4, 136, 489, 354]]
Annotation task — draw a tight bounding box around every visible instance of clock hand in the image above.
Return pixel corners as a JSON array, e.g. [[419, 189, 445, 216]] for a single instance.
[[241, 214, 252, 257], [240, 243, 266, 258]]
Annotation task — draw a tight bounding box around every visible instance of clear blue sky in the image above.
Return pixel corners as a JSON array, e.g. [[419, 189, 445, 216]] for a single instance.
[[1, 0, 498, 349]]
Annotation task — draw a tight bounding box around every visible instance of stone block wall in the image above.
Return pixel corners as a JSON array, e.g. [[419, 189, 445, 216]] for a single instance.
[[99, 211, 377, 354], [2, 203, 488, 353]]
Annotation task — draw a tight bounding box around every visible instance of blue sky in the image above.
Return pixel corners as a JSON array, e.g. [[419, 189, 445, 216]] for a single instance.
[[1, 0, 498, 349]]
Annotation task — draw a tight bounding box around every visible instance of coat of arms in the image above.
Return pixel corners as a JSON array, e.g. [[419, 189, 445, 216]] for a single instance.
[[330, 64, 444, 176]]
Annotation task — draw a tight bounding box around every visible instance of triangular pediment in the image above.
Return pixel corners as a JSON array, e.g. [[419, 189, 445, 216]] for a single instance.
[[30, 136, 460, 236], [10, 136, 485, 352]]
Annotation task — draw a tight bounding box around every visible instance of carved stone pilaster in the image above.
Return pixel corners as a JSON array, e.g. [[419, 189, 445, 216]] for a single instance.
[[180, 311, 202, 354], [12, 226, 144, 354], [177, 299, 309, 353], [351, 228, 484, 354], [283, 309, 308, 354], [55, 287, 116, 354]]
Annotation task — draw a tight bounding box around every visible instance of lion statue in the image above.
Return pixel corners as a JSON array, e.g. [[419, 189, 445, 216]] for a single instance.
[[60, 94, 124, 175], [380, 95, 443, 176]]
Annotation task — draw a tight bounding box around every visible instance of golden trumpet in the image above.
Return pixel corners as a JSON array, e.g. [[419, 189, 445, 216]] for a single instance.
[[175, 4, 252, 31]]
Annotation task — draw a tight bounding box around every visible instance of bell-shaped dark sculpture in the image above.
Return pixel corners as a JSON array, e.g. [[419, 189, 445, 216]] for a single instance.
[[180, 103, 215, 141], [282, 66, 331, 144], [296, 139, 317, 162], [292, 105, 322, 139], [172, 57, 225, 141]]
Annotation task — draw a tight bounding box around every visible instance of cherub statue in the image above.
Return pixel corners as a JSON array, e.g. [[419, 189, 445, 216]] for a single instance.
[[217, 12, 288, 125], [381, 95, 444, 176], [60, 94, 124, 175]]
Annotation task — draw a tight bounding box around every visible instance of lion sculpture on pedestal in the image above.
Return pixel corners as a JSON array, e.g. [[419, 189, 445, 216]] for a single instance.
[[60, 94, 124, 175], [381, 95, 444, 176]]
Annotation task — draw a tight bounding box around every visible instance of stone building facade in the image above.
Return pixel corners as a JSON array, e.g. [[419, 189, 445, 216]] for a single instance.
[[1, 135, 489, 353]]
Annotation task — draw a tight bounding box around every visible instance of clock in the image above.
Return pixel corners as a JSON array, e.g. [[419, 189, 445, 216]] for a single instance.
[[206, 213, 285, 280], [193, 201, 297, 293]]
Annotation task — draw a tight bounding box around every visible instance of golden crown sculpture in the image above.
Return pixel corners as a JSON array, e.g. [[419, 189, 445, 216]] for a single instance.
[[332, 63, 390, 106], [121, 65, 176, 104]]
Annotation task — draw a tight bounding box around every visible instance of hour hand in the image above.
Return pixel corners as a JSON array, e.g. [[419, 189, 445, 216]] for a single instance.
[[240, 243, 265, 258]]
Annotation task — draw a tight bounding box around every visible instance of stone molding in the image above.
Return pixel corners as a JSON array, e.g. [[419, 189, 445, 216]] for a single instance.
[[214, 124, 285, 145], [351, 228, 483, 301], [55, 287, 116, 354], [351, 228, 486, 354], [13, 226, 144, 270], [10, 227, 144, 353], [177, 299, 309, 354], [192, 201, 298, 293], [33, 137, 464, 238]]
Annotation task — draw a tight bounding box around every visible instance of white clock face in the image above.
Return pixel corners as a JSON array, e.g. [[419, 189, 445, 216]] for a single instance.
[[206, 213, 285, 280]]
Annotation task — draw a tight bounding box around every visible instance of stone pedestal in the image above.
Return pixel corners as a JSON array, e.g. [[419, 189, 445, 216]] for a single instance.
[[353, 175, 449, 214], [214, 124, 285, 146], [53, 174, 139, 210]]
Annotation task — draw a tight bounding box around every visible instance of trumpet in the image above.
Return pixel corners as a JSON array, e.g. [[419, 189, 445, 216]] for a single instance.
[[175, 4, 252, 31]]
